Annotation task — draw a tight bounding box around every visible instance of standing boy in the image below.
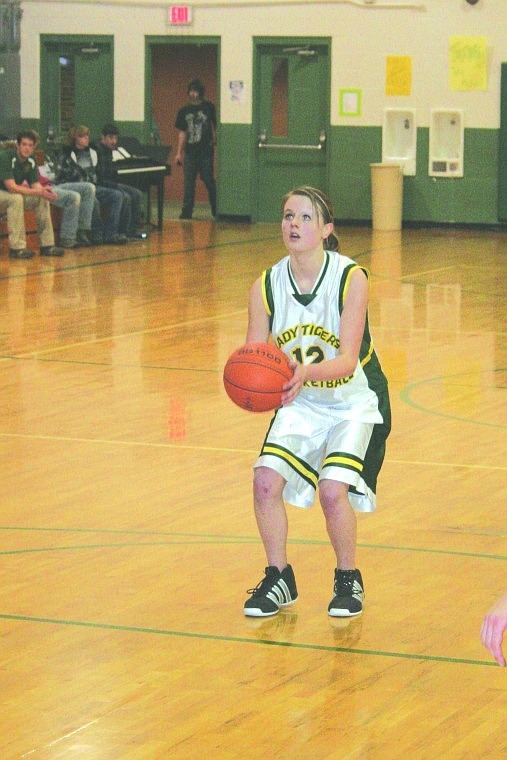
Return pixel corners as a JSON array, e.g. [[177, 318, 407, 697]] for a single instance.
[[174, 79, 217, 220]]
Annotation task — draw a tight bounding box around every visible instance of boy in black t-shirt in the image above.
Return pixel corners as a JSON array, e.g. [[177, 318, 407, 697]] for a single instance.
[[174, 79, 217, 220]]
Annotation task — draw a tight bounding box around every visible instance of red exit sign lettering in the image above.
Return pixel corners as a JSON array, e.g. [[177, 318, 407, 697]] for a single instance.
[[168, 6, 192, 25]]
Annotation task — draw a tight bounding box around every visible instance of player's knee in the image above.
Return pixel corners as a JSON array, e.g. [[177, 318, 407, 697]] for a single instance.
[[253, 466, 284, 505], [319, 479, 349, 513]]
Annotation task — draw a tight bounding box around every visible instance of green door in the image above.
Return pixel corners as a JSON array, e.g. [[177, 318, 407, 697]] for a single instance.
[[41, 36, 114, 145], [254, 41, 330, 222]]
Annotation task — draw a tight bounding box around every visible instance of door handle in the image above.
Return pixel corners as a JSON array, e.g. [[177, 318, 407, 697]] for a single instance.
[[258, 130, 326, 151]]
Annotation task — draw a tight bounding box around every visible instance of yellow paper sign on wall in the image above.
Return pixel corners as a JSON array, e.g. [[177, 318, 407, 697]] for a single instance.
[[385, 56, 412, 97], [449, 36, 487, 91]]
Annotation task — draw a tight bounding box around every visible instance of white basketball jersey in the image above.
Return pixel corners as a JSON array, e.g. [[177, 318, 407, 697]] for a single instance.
[[261, 250, 388, 423]]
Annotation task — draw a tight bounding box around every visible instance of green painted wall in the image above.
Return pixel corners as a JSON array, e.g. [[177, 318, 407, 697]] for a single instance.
[[218, 124, 500, 225], [328, 126, 379, 223], [329, 126, 498, 225], [19, 118, 39, 133], [217, 123, 252, 216], [19, 116, 500, 225], [115, 121, 147, 143], [499, 63, 507, 221]]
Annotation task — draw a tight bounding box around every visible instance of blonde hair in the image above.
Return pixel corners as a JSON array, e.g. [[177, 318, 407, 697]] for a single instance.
[[67, 125, 90, 146], [282, 185, 340, 251]]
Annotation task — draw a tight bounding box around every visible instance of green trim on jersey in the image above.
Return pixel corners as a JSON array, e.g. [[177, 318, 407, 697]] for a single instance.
[[338, 262, 368, 314], [287, 251, 331, 306], [261, 267, 275, 332]]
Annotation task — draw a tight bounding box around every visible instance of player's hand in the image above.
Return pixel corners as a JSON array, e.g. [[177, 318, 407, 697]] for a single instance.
[[281, 362, 307, 405], [481, 593, 507, 666], [40, 186, 58, 202]]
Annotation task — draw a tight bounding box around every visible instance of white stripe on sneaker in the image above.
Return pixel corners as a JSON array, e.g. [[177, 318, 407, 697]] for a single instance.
[[352, 580, 364, 602], [265, 578, 294, 609]]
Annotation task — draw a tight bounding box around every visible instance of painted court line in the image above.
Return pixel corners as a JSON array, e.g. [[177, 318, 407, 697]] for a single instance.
[[15, 308, 247, 358], [0, 612, 496, 668], [0, 527, 503, 562], [0, 541, 503, 563], [400, 265, 456, 279], [0, 430, 505, 471], [20, 720, 101, 757]]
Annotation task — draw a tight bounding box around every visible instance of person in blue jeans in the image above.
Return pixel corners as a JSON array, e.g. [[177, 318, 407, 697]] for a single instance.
[[56, 126, 127, 245], [52, 183, 95, 248], [93, 123, 146, 240], [38, 157, 95, 248]]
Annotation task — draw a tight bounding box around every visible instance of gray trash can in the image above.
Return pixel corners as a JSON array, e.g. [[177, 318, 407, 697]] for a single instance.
[[370, 163, 403, 231]]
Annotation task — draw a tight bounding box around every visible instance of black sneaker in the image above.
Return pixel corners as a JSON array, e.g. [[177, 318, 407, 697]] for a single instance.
[[244, 565, 298, 617], [40, 245, 65, 257], [77, 230, 93, 246], [9, 248, 35, 259], [328, 569, 364, 618], [59, 238, 78, 249], [104, 234, 128, 245]]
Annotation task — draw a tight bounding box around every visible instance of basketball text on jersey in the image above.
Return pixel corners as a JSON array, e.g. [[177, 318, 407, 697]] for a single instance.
[[304, 376, 354, 388], [275, 322, 340, 350]]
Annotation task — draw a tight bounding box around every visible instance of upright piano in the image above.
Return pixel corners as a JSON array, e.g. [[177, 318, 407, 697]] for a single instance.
[[112, 137, 171, 230]]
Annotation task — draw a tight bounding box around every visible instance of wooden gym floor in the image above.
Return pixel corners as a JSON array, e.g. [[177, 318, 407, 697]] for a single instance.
[[0, 214, 505, 758]]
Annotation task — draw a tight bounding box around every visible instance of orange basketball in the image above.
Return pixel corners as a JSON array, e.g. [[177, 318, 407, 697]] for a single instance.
[[223, 342, 293, 412]]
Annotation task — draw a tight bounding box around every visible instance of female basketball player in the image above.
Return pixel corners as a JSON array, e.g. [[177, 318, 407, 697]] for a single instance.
[[243, 186, 391, 618]]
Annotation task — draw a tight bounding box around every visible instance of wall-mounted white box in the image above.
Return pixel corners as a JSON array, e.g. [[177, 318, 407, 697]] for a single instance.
[[429, 109, 464, 178], [382, 108, 417, 176]]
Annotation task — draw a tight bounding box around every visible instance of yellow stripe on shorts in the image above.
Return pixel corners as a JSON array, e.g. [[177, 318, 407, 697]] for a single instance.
[[323, 454, 364, 473], [262, 444, 319, 487]]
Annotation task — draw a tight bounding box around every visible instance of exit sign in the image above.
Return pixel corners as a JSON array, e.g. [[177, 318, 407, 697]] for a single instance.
[[168, 6, 192, 25]]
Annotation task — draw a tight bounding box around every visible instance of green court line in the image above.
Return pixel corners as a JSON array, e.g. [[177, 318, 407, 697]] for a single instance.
[[0, 612, 496, 668], [400, 370, 507, 429], [1, 355, 220, 373], [0, 526, 504, 561], [0, 232, 281, 281], [0, 539, 258, 556], [0, 227, 453, 285]]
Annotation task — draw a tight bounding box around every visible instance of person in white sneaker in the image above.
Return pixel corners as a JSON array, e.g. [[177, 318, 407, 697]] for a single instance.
[[243, 186, 391, 619]]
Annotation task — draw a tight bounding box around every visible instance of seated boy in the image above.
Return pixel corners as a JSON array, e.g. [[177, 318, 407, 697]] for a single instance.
[[0, 130, 64, 259]]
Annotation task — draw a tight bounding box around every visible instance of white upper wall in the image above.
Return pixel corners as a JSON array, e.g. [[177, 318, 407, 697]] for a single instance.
[[20, 0, 507, 127]]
